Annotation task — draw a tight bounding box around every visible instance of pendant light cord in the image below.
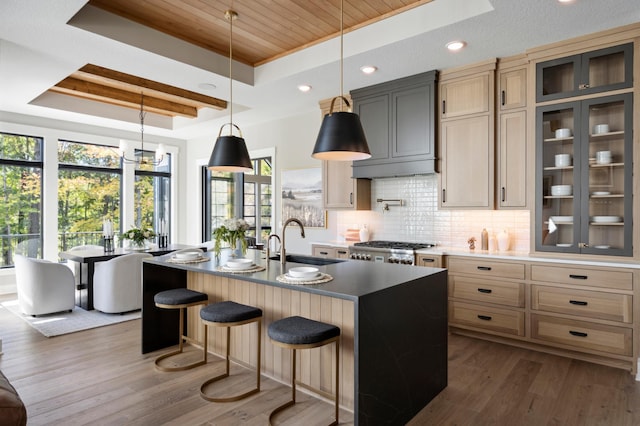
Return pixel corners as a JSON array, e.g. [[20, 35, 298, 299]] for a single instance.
[[228, 10, 234, 128], [139, 93, 145, 150], [340, 0, 344, 112]]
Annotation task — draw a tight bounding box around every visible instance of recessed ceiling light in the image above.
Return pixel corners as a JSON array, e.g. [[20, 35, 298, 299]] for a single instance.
[[557, 0, 575, 3], [198, 82, 217, 90], [446, 40, 466, 52], [360, 65, 378, 75], [297, 84, 312, 93]]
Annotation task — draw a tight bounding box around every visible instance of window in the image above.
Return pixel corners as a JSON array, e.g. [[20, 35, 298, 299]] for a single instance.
[[134, 150, 171, 240], [57, 140, 121, 253], [0, 132, 43, 267], [203, 156, 272, 244]]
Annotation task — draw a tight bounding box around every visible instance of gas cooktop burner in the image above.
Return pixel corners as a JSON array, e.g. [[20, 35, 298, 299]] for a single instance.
[[353, 240, 436, 250]]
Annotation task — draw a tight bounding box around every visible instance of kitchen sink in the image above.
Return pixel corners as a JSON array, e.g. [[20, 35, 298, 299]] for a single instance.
[[268, 254, 345, 266]]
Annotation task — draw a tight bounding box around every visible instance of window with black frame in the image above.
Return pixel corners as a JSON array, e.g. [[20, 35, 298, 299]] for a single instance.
[[203, 156, 272, 245], [0, 132, 43, 267], [57, 140, 122, 255], [134, 149, 171, 243]]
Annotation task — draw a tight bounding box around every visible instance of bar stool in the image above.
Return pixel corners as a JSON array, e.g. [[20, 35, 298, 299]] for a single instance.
[[154, 288, 208, 372], [267, 315, 340, 426], [199, 301, 263, 402]]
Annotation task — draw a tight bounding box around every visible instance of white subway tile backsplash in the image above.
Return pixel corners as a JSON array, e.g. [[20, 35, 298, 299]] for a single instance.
[[336, 175, 530, 251]]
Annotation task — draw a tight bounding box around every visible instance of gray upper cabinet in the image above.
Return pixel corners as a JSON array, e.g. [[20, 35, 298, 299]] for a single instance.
[[350, 70, 438, 178]]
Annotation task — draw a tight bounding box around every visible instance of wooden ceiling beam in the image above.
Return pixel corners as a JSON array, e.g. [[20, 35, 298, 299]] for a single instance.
[[78, 64, 227, 110], [51, 77, 198, 117]]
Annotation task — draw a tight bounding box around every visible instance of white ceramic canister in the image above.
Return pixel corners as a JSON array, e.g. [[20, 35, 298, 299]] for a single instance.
[[359, 224, 370, 242], [497, 229, 509, 251]]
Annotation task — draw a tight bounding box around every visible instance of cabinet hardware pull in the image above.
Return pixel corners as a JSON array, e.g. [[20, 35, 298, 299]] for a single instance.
[[578, 83, 590, 90], [501, 90, 506, 106], [569, 300, 588, 306], [477, 315, 492, 321], [337, 250, 346, 254], [422, 258, 435, 263], [442, 100, 446, 115], [569, 330, 588, 338], [477, 288, 492, 294], [350, 192, 353, 205], [442, 189, 446, 203], [320, 251, 329, 255], [569, 274, 588, 280], [477, 266, 492, 271], [501, 187, 506, 202]]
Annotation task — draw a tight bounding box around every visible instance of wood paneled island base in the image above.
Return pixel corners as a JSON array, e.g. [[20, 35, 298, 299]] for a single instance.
[[142, 251, 448, 424]]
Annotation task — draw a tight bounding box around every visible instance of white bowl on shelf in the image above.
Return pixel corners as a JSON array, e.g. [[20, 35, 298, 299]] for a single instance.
[[593, 124, 610, 134], [550, 185, 572, 196], [555, 128, 572, 138], [554, 154, 571, 167], [287, 266, 320, 279]]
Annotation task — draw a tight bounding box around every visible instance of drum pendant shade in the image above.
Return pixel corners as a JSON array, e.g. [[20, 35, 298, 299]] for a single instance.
[[312, 111, 371, 161], [208, 134, 252, 172]]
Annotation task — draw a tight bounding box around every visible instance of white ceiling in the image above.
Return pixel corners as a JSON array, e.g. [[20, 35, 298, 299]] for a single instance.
[[1, 0, 639, 142]]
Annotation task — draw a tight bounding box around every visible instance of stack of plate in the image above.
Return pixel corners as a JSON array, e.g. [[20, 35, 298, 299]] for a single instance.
[[549, 216, 573, 223], [225, 258, 255, 270], [285, 266, 321, 281], [174, 250, 203, 260], [591, 216, 623, 223]]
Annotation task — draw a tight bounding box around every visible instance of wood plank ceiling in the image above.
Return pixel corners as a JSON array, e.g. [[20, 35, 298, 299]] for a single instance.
[[50, 0, 431, 117]]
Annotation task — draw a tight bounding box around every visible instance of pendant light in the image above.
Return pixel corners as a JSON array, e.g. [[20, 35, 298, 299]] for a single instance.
[[208, 9, 253, 172], [312, 0, 371, 161], [119, 93, 166, 166]]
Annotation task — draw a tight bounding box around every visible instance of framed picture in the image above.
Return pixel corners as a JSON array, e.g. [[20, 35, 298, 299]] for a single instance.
[[281, 167, 326, 228]]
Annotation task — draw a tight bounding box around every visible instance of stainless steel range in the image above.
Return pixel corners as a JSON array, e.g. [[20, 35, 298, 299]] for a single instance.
[[349, 240, 436, 265]]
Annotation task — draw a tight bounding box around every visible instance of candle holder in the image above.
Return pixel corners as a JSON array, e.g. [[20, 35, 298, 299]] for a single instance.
[[158, 234, 168, 248], [103, 236, 114, 253]]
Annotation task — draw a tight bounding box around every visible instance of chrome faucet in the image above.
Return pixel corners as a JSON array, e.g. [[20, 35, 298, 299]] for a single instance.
[[266, 233, 281, 261], [281, 218, 305, 270]]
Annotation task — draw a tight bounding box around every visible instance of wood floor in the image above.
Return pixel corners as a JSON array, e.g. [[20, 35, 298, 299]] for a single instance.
[[2, 291, 640, 425]]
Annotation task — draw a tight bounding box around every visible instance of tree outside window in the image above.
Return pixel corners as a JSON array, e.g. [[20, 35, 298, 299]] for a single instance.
[[0, 133, 43, 267]]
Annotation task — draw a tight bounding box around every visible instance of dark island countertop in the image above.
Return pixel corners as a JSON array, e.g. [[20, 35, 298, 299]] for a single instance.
[[143, 248, 446, 301]]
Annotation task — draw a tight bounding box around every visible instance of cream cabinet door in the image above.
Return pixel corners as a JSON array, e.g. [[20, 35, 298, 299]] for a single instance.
[[498, 110, 527, 208], [440, 73, 490, 119], [499, 68, 527, 110]]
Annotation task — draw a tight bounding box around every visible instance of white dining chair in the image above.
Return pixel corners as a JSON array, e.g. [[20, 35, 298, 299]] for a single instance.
[[93, 253, 152, 314], [14, 255, 75, 316]]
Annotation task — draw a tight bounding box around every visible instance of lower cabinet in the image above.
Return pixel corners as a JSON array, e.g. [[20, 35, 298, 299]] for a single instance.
[[446, 255, 638, 373], [416, 254, 442, 268], [312, 244, 349, 259]]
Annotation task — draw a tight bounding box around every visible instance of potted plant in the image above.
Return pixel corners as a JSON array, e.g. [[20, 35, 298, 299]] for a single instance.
[[213, 218, 250, 257], [122, 226, 156, 250]]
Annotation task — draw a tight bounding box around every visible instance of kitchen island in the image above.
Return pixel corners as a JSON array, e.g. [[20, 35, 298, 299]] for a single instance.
[[142, 249, 447, 425]]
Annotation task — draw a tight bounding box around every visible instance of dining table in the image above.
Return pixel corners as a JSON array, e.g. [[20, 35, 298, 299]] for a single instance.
[[59, 243, 202, 310]]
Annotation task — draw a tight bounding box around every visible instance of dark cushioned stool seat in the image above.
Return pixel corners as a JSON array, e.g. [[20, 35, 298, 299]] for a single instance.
[[267, 316, 341, 425], [154, 288, 208, 306], [0, 370, 27, 426], [199, 301, 263, 402], [200, 301, 262, 323], [153, 288, 208, 372], [268, 315, 340, 345]]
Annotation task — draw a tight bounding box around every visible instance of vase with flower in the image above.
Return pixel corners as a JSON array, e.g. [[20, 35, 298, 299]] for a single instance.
[[123, 226, 156, 251], [213, 218, 250, 257]]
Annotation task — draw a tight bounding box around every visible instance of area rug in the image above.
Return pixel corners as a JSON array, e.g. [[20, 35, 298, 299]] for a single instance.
[[1, 300, 140, 337]]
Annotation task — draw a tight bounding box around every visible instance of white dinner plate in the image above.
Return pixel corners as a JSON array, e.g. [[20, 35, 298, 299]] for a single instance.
[[594, 245, 611, 249], [549, 216, 573, 223], [556, 243, 572, 247], [174, 251, 202, 260], [225, 259, 255, 270], [591, 191, 611, 196], [284, 272, 322, 281], [591, 216, 623, 223], [288, 266, 320, 279]]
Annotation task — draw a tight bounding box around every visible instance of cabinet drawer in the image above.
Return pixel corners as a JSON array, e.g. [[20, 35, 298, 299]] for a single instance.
[[532, 285, 632, 323], [447, 257, 525, 280], [312, 246, 336, 258], [417, 255, 442, 268], [531, 314, 632, 356], [449, 276, 524, 307], [449, 301, 524, 336], [531, 265, 632, 291]]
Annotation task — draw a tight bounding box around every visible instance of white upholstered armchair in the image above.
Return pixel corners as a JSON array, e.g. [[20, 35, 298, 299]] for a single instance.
[[93, 253, 152, 314], [14, 255, 76, 316]]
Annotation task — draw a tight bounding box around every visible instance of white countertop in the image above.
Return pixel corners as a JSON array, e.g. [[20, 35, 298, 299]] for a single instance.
[[416, 246, 640, 269]]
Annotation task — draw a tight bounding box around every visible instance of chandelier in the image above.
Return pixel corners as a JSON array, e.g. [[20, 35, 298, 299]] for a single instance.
[[119, 93, 166, 166]]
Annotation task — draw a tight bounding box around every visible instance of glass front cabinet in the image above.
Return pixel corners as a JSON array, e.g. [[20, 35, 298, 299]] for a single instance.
[[536, 93, 633, 256]]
